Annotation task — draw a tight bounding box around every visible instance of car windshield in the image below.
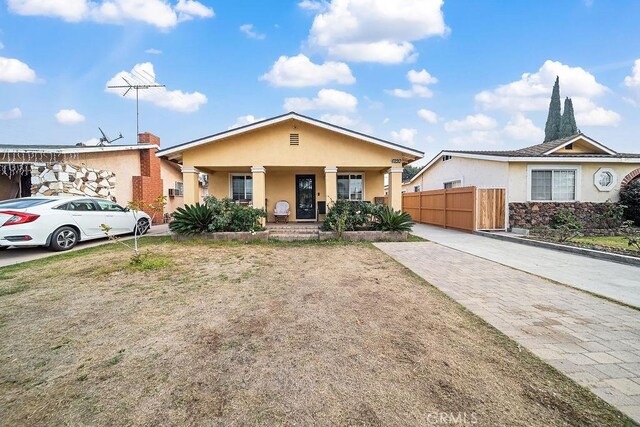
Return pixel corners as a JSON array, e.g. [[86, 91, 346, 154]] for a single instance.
[[0, 198, 55, 209]]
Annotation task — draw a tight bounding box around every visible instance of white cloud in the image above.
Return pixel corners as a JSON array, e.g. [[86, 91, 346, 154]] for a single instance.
[[145, 48, 162, 54], [575, 107, 621, 127], [503, 113, 544, 141], [449, 130, 501, 147], [283, 88, 357, 113], [240, 24, 265, 40], [298, 0, 327, 11], [55, 109, 85, 125], [261, 54, 355, 87], [0, 42, 4, 50], [106, 62, 207, 113], [390, 128, 418, 146], [320, 113, 354, 127], [0, 107, 22, 120], [388, 68, 437, 98], [7, 0, 214, 29], [228, 114, 265, 129], [624, 59, 640, 88], [308, 0, 448, 64], [444, 114, 497, 132], [0, 56, 38, 83], [417, 108, 438, 124], [475, 60, 619, 127]]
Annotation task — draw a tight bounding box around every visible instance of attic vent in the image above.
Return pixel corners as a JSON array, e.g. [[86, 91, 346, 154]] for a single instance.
[[290, 133, 300, 145], [565, 143, 573, 150]]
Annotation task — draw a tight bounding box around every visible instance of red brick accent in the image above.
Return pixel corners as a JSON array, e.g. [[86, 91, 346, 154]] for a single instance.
[[621, 168, 640, 187], [132, 132, 164, 223]]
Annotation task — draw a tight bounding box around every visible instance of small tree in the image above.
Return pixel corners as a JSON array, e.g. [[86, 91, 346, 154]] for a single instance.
[[101, 195, 167, 263]]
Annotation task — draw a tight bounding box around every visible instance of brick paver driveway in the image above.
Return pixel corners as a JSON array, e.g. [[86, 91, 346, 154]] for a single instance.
[[376, 241, 640, 423]]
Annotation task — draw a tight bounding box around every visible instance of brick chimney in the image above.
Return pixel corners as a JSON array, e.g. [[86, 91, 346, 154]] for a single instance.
[[133, 132, 164, 223], [138, 132, 160, 146]]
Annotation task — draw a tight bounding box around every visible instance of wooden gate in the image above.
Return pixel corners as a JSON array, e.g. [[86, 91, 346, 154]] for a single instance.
[[402, 186, 505, 232]]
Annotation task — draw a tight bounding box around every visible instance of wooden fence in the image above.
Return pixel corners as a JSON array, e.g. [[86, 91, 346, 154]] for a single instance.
[[402, 186, 505, 232]]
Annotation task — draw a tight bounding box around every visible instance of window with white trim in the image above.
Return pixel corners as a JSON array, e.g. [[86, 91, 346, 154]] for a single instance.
[[230, 175, 253, 201], [337, 174, 364, 201], [443, 180, 461, 189], [531, 169, 576, 201]]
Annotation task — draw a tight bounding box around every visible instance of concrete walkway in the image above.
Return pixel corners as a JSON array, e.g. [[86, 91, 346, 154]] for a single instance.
[[411, 224, 640, 308], [375, 241, 640, 423], [0, 224, 169, 268]]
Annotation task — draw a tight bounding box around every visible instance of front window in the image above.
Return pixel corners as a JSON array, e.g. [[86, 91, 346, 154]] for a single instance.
[[337, 174, 363, 201], [531, 169, 576, 201], [444, 180, 461, 189], [231, 175, 252, 201]]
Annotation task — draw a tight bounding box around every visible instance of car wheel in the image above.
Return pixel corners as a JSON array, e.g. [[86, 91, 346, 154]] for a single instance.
[[135, 218, 150, 235], [49, 226, 79, 251]]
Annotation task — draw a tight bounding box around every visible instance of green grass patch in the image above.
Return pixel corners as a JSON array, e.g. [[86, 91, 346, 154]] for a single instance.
[[126, 254, 174, 272], [105, 349, 125, 367], [407, 234, 428, 242], [0, 283, 28, 297], [573, 235, 636, 251]]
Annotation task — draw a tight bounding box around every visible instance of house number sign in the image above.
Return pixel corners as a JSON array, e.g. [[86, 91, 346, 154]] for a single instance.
[[391, 158, 402, 163]]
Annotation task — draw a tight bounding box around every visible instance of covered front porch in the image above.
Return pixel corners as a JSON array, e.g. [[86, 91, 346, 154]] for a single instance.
[[181, 165, 404, 222]]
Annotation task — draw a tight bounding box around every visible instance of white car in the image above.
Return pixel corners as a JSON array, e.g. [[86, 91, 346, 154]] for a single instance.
[[0, 197, 151, 251]]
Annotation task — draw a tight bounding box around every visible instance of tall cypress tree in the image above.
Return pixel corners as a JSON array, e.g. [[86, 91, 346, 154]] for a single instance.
[[544, 76, 562, 142], [559, 97, 578, 138]]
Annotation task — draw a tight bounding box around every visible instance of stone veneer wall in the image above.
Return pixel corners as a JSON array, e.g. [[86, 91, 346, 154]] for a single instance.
[[30, 162, 116, 201], [509, 202, 618, 229]]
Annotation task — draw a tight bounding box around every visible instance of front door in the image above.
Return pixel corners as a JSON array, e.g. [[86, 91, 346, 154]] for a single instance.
[[295, 175, 316, 220]]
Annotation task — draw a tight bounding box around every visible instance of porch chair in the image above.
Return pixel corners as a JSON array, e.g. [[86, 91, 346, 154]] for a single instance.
[[273, 200, 290, 223]]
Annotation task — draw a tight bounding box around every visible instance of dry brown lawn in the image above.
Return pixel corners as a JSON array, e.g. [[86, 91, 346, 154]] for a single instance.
[[0, 239, 632, 426]]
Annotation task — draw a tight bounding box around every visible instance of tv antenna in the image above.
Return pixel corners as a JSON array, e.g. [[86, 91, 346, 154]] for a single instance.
[[98, 127, 123, 145], [107, 69, 165, 139]]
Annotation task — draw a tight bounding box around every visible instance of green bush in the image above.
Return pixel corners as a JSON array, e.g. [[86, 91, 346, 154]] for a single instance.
[[373, 205, 414, 232], [620, 180, 640, 226], [169, 203, 215, 235], [204, 196, 266, 233], [549, 209, 584, 243], [597, 201, 626, 229], [322, 200, 380, 232]]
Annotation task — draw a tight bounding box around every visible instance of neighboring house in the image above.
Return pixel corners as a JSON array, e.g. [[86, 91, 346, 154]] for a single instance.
[[0, 133, 202, 220], [156, 112, 423, 222], [403, 133, 640, 228]]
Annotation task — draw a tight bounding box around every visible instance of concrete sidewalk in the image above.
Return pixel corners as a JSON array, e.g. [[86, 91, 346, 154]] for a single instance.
[[376, 241, 640, 423], [0, 224, 169, 268], [411, 224, 640, 308]]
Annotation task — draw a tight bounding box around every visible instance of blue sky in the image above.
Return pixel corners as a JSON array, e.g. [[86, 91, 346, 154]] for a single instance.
[[1, 0, 639, 164]]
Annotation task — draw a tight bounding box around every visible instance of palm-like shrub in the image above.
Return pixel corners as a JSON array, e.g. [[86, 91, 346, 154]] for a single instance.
[[373, 205, 414, 232], [169, 203, 215, 235]]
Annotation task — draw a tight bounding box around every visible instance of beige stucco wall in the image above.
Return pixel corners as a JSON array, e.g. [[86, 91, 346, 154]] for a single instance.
[[161, 160, 185, 213], [403, 157, 509, 192], [207, 168, 385, 222], [508, 162, 640, 202], [71, 151, 141, 204], [182, 120, 404, 169]]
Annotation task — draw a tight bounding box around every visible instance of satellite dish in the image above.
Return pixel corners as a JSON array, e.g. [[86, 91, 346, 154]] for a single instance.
[[97, 127, 124, 146]]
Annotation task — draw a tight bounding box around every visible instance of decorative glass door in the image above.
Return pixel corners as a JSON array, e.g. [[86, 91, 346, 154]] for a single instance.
[[295, 175, 316, 220]]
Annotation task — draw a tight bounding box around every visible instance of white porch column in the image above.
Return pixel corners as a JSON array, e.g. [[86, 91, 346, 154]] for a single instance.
[[181, 166, 201, 205], [388, 167, 403, 212], [251, 166, 266, 211], [324, 166, 337, 207]]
